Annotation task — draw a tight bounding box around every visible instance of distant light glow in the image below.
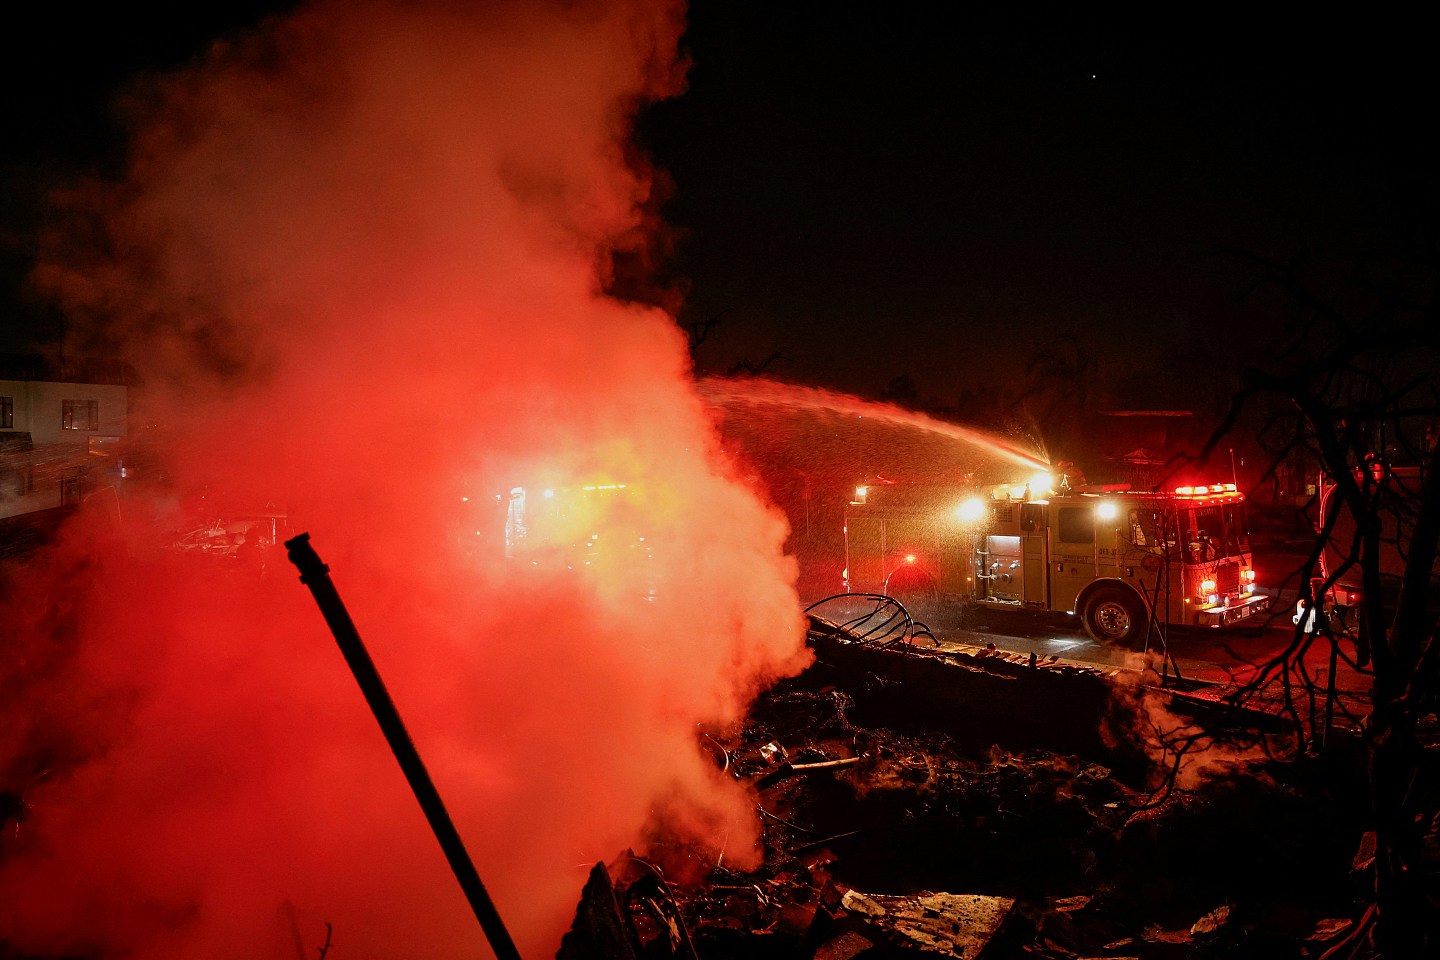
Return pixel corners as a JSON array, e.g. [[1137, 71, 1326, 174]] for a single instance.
[[956, 497, 986, 522]]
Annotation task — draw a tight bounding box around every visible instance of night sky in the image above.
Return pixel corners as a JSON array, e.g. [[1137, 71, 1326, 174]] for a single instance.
[[3, 3, 1432, 404]]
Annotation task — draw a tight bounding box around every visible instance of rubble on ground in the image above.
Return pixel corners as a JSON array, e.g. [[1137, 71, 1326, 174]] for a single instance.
[[564, 627, 1373, 958]]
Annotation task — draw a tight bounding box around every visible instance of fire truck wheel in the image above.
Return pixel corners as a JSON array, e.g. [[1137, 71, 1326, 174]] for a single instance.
[[1083, 588, 1147, 647]]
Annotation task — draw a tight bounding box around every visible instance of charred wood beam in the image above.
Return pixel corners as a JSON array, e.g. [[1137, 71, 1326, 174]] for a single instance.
[[754, 756, 864, 790]]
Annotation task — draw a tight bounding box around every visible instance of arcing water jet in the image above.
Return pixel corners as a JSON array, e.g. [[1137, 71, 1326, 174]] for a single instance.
[[698, 376, 1051, 473]]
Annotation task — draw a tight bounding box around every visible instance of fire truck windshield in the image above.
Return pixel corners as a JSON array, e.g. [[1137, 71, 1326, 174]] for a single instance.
[[1186, 503, 1245, 560]]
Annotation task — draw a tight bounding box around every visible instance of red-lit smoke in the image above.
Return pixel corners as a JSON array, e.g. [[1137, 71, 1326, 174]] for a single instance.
[[0, 1, 809, 956]]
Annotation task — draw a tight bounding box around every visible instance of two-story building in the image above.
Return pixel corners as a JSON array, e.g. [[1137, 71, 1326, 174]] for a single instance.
[[1, 355, 132, 521]]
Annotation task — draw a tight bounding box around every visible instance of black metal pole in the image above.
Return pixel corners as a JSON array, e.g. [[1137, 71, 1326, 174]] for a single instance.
[[285, 533, 522, 960], [1324, 634, 1339, 750]]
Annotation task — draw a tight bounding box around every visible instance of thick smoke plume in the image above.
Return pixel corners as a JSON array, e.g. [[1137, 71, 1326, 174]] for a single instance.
[[1104, 656, 1272, 793], [0, 1, 809, 956]]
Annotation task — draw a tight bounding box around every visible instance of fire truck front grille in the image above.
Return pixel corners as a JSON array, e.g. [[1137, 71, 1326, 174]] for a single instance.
[[1216, 561, 1240, 595]]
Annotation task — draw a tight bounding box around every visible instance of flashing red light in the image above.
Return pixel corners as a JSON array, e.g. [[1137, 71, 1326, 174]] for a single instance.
[[1175, 482, 1241, 497], [904, 553, 917, 564]]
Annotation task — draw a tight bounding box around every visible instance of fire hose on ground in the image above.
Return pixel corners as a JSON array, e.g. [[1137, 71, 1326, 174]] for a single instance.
[[285, 533, 523, 960]]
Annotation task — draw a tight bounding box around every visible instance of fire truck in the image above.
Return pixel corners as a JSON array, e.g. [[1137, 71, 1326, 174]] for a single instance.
[[1299, 463, 1436, 636], [490, 481, 655, 595], [842, 472, 1270, 645]]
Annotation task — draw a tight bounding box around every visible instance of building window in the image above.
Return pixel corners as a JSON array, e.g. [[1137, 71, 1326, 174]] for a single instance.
[[62, 399, 99, 431], [0, 396, 11, 429]]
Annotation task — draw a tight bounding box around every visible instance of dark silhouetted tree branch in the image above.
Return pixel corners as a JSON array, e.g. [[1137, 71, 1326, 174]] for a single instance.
[[1192, 241, 1440, 958]]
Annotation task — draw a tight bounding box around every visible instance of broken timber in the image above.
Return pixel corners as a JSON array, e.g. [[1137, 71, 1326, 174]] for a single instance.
[[837, 890, 1014, 959]]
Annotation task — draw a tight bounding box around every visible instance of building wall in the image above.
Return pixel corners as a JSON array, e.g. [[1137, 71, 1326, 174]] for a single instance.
[[0, 379, 128, 444], [0, 379, 129, 521]]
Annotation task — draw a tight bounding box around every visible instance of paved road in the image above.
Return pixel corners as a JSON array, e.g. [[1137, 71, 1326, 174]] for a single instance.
[[941, 604, 1369, 693], [805, 584, 1373, 712]]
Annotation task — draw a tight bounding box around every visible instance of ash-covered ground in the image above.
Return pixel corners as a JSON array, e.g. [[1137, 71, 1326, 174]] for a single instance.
[[564, 625, 1375, 960]]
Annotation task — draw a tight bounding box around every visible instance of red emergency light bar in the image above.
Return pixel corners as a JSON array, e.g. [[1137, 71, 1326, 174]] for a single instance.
[[1173, 483, 1239, 496]]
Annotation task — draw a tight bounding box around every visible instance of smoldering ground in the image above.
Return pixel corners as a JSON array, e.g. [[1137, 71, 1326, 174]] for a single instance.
[[0, 1, 811, 956]]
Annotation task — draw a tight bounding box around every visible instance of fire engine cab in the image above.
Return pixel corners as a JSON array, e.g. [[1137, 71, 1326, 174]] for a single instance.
[[843, 473, 1270, 645]]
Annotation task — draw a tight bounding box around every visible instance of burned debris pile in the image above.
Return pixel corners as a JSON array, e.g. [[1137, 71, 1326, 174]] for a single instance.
[[564, 625, 1373, 959]]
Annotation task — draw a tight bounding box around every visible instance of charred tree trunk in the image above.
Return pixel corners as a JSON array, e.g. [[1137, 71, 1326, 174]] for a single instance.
[[1368, 439, 1440, 956]]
